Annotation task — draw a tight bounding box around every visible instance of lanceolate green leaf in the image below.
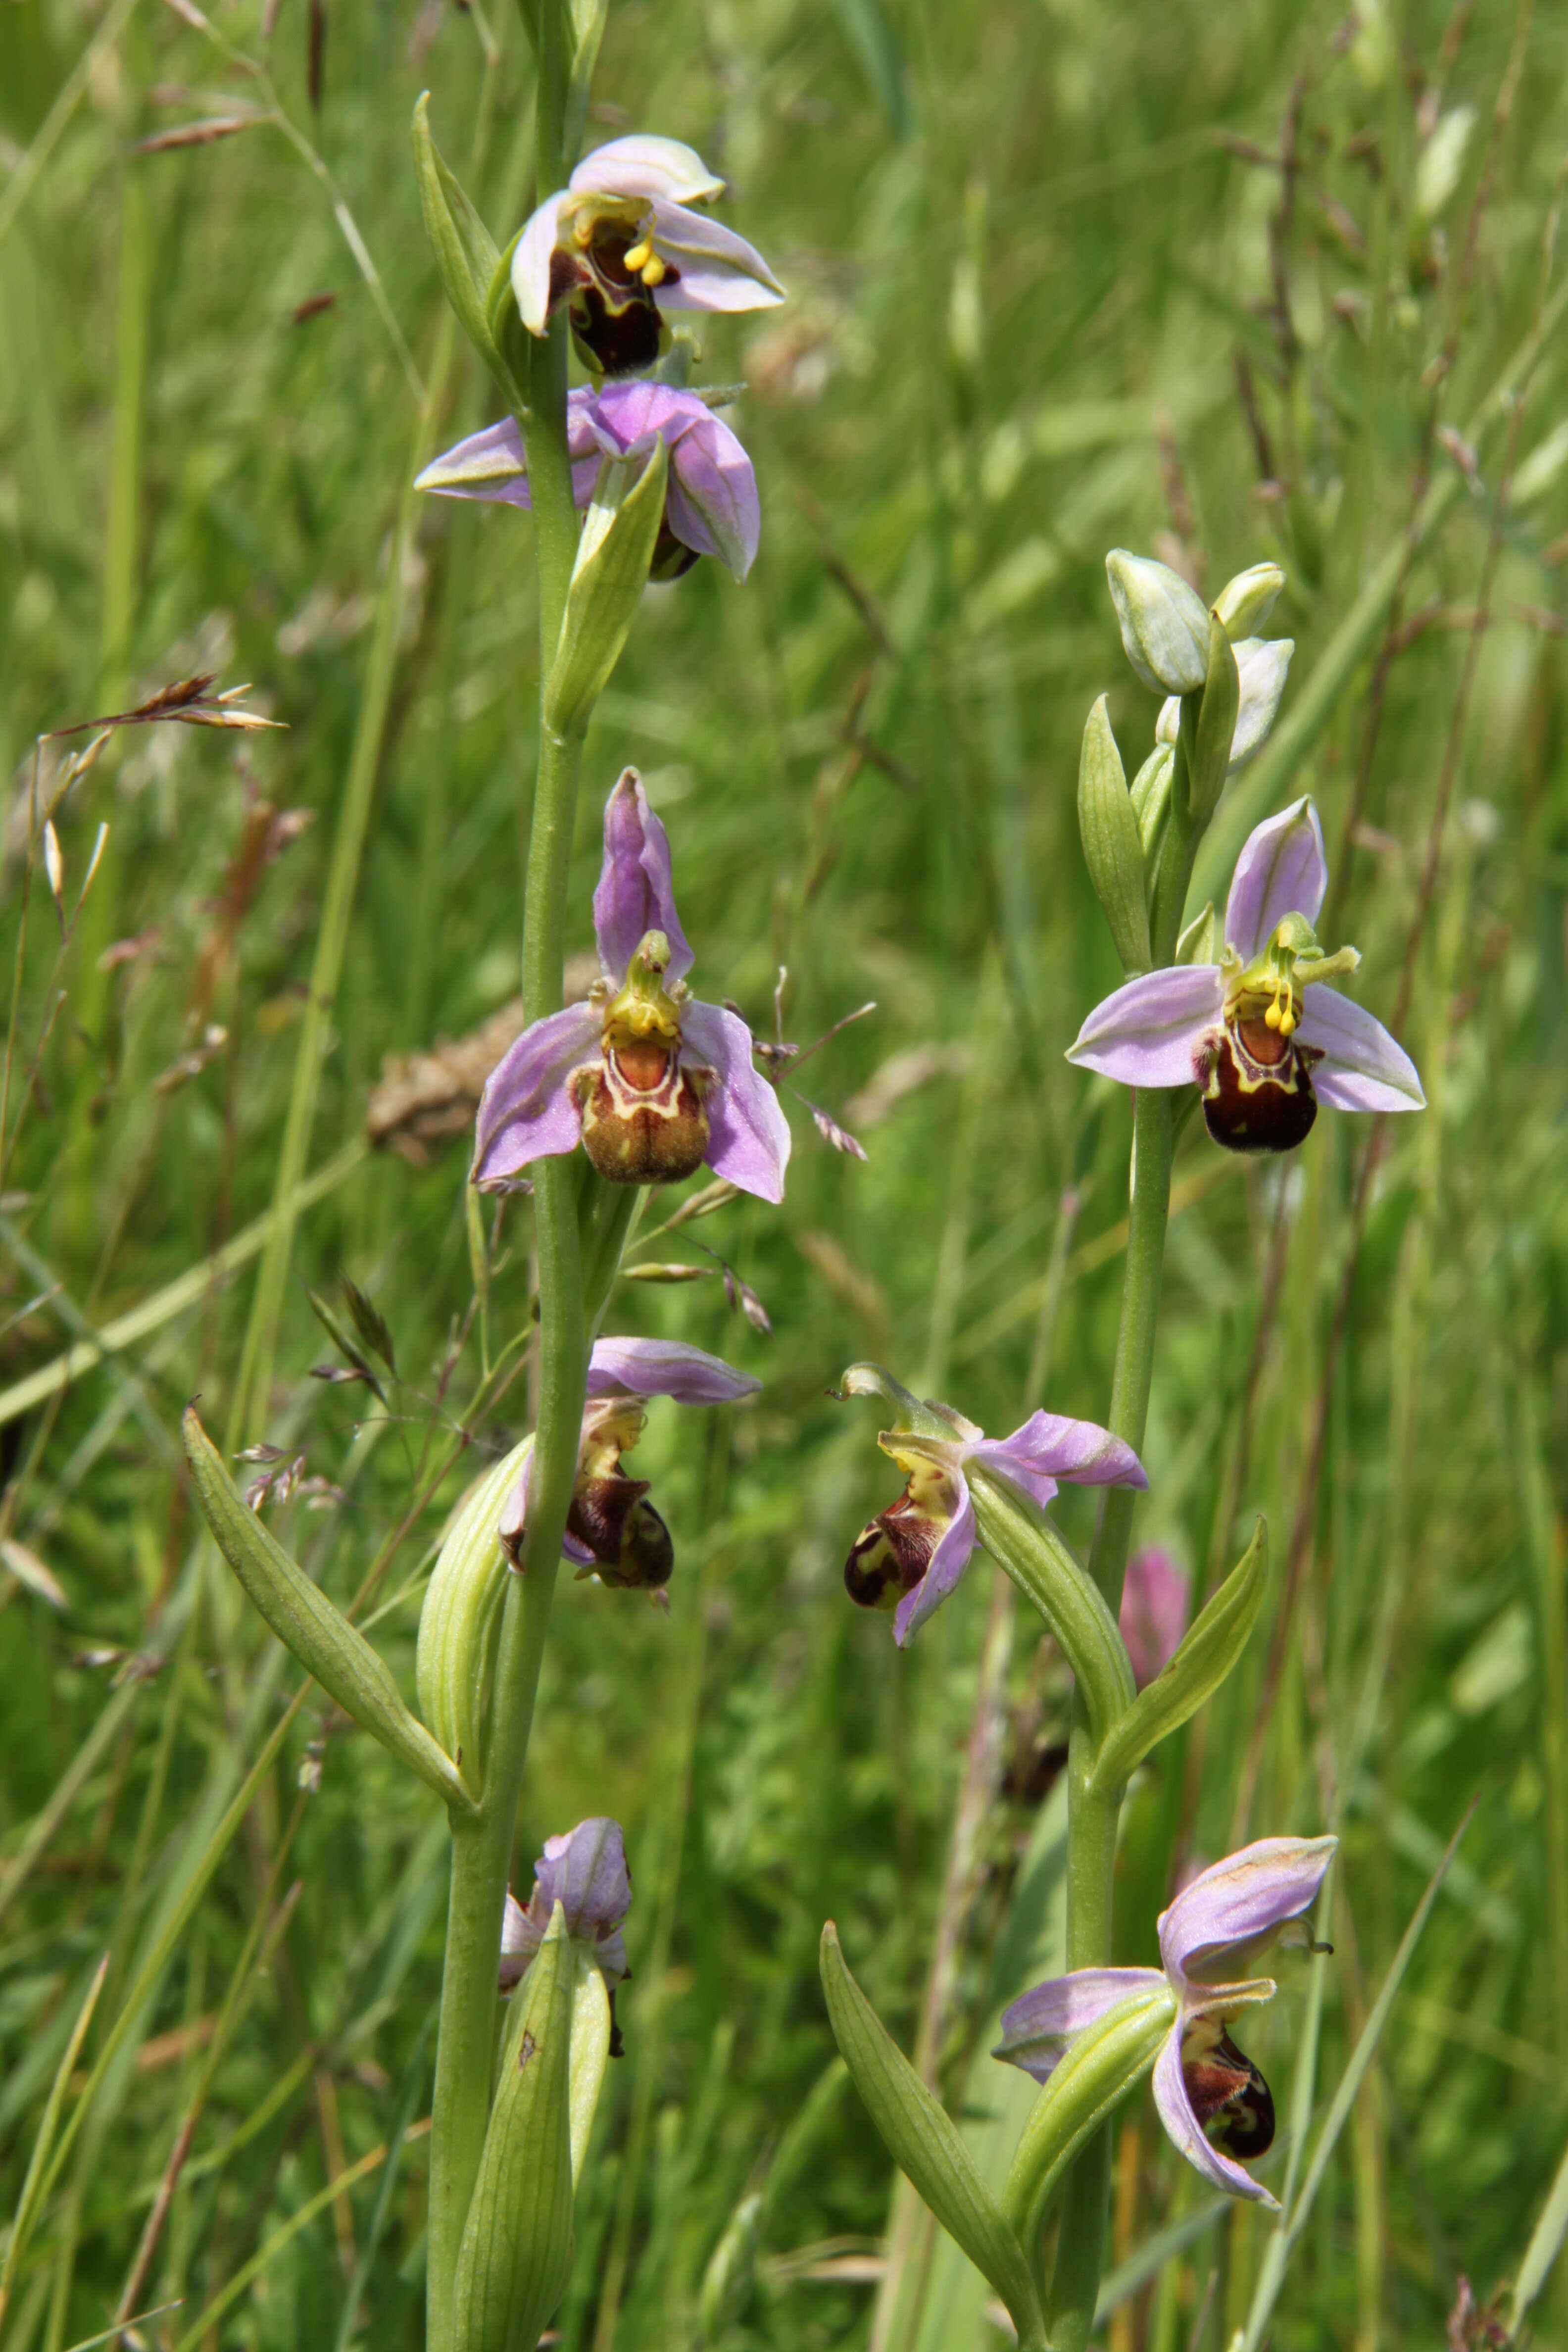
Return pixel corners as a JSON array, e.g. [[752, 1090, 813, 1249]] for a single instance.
[[1088, 1518, 1268, 1794], [411, 95, 521, 407], [183, 1408, 472, 1813], [820, 1924, 1045, 2349]]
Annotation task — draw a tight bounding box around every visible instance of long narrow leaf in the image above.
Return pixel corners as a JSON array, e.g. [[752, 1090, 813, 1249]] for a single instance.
[[820, 1924, 1045, 2347], [184, 1408, 471, 1811]]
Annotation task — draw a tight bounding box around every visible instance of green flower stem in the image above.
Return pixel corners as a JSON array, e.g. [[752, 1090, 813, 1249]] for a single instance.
[[427, 250, 598, 2333], [1046, 733, 1197, 2343]]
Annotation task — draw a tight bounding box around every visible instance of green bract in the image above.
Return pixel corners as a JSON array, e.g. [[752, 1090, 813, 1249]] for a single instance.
[[1078, 695, 1152, 976]]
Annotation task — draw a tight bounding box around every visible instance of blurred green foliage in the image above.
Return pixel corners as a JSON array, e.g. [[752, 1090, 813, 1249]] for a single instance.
[[2, 0, 1568, 2342]]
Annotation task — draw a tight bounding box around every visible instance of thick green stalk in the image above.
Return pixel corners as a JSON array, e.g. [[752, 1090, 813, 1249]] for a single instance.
[[426, 300, 591, 2346], [1046, 1082, 1173, 2347], [1046, 770, 1190, 2341]]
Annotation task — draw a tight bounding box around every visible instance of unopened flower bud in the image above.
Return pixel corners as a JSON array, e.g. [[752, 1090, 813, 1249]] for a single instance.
[[1213, 562, 1285, 640], [1105, 550, 1211, 695]]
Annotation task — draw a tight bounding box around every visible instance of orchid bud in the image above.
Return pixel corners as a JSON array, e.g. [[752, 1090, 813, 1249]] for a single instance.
[[416, 1438, 529, 1799], [1213, 561, 1285, 639], [1105, 550, 1211, 695], [1078, 696, 1151, 976], [452, 1904, 575, 2352]]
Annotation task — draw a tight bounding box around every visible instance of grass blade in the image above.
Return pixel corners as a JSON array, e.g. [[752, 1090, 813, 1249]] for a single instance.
[[0, 1954, 109, 2323], [1240, 1802, 1475, 2352]]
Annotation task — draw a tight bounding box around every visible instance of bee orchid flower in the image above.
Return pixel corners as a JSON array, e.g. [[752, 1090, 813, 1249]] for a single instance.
[[1067, 798, 1424, 1153], [500, 1815, 632, 1994], [996, 1835, 1337, 2206], [499, 1335, 761, 1597], [513, 134, 784, 377], [415, 380, 760, 584], [836, 1363, 1146, 1647], [474, 770, 791, 1201]]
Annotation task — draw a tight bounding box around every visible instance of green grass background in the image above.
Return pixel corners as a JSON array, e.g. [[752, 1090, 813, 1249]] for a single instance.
[[2, 0, 1568, 2341]]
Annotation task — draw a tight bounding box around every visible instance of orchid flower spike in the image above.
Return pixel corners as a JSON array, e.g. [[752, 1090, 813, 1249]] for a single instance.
[[1068, 798, 1425, 1153], [474, 771, 791, 1201], [501, 1336, 760, 1600], [415, 381, 760, 584], [996, 1835, 1337, 2207], [500, 1816, 632, 1998], [835, 1363, 1145, 1647], [512, 134, 784, 377]]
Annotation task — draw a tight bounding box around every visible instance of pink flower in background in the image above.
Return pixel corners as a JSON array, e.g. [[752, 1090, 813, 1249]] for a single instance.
[[1120, 1548, 1190, 1689]]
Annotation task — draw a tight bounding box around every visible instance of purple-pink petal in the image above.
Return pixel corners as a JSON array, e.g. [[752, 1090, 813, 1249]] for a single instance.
[[1295, 988, 1424, 1112], [535, 1815, 633, 1944], [1225, 798, 1327, 961], [588, 378, 705, 462], [586, 1336, 760, 1405], [1120, 1549, 1190, 1689], [978, 1410, 1148, 1495], [592, 770, 694, 985], [1159, 1836, 1337, 1989], [1066, 965, 1224, 1088], [1153, 2028, 1276, 2206], [893, 1473, 978, 1646], [471, 1001, 599, 1189], [666, 410, 761, 582], [995, 1968, 1166, 2081], [679, 999, 792, 1204], [414, 409, 601, 509]]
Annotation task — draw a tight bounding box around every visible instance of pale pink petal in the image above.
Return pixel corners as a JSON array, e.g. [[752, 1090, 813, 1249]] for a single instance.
[[471, 1002, 599, 1188], [1224, 799, 1327, 961], [1066, 966, 1224, 1088], [512, 190, 568, 335], [1159, 1836, 1337, 1988], [645, 198, 784, 308], [1295, 988, 1424, 1112], [569, 135, 724, 203], [679, 999, 791, 1203], [995, 1968, 1167, 2081]]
